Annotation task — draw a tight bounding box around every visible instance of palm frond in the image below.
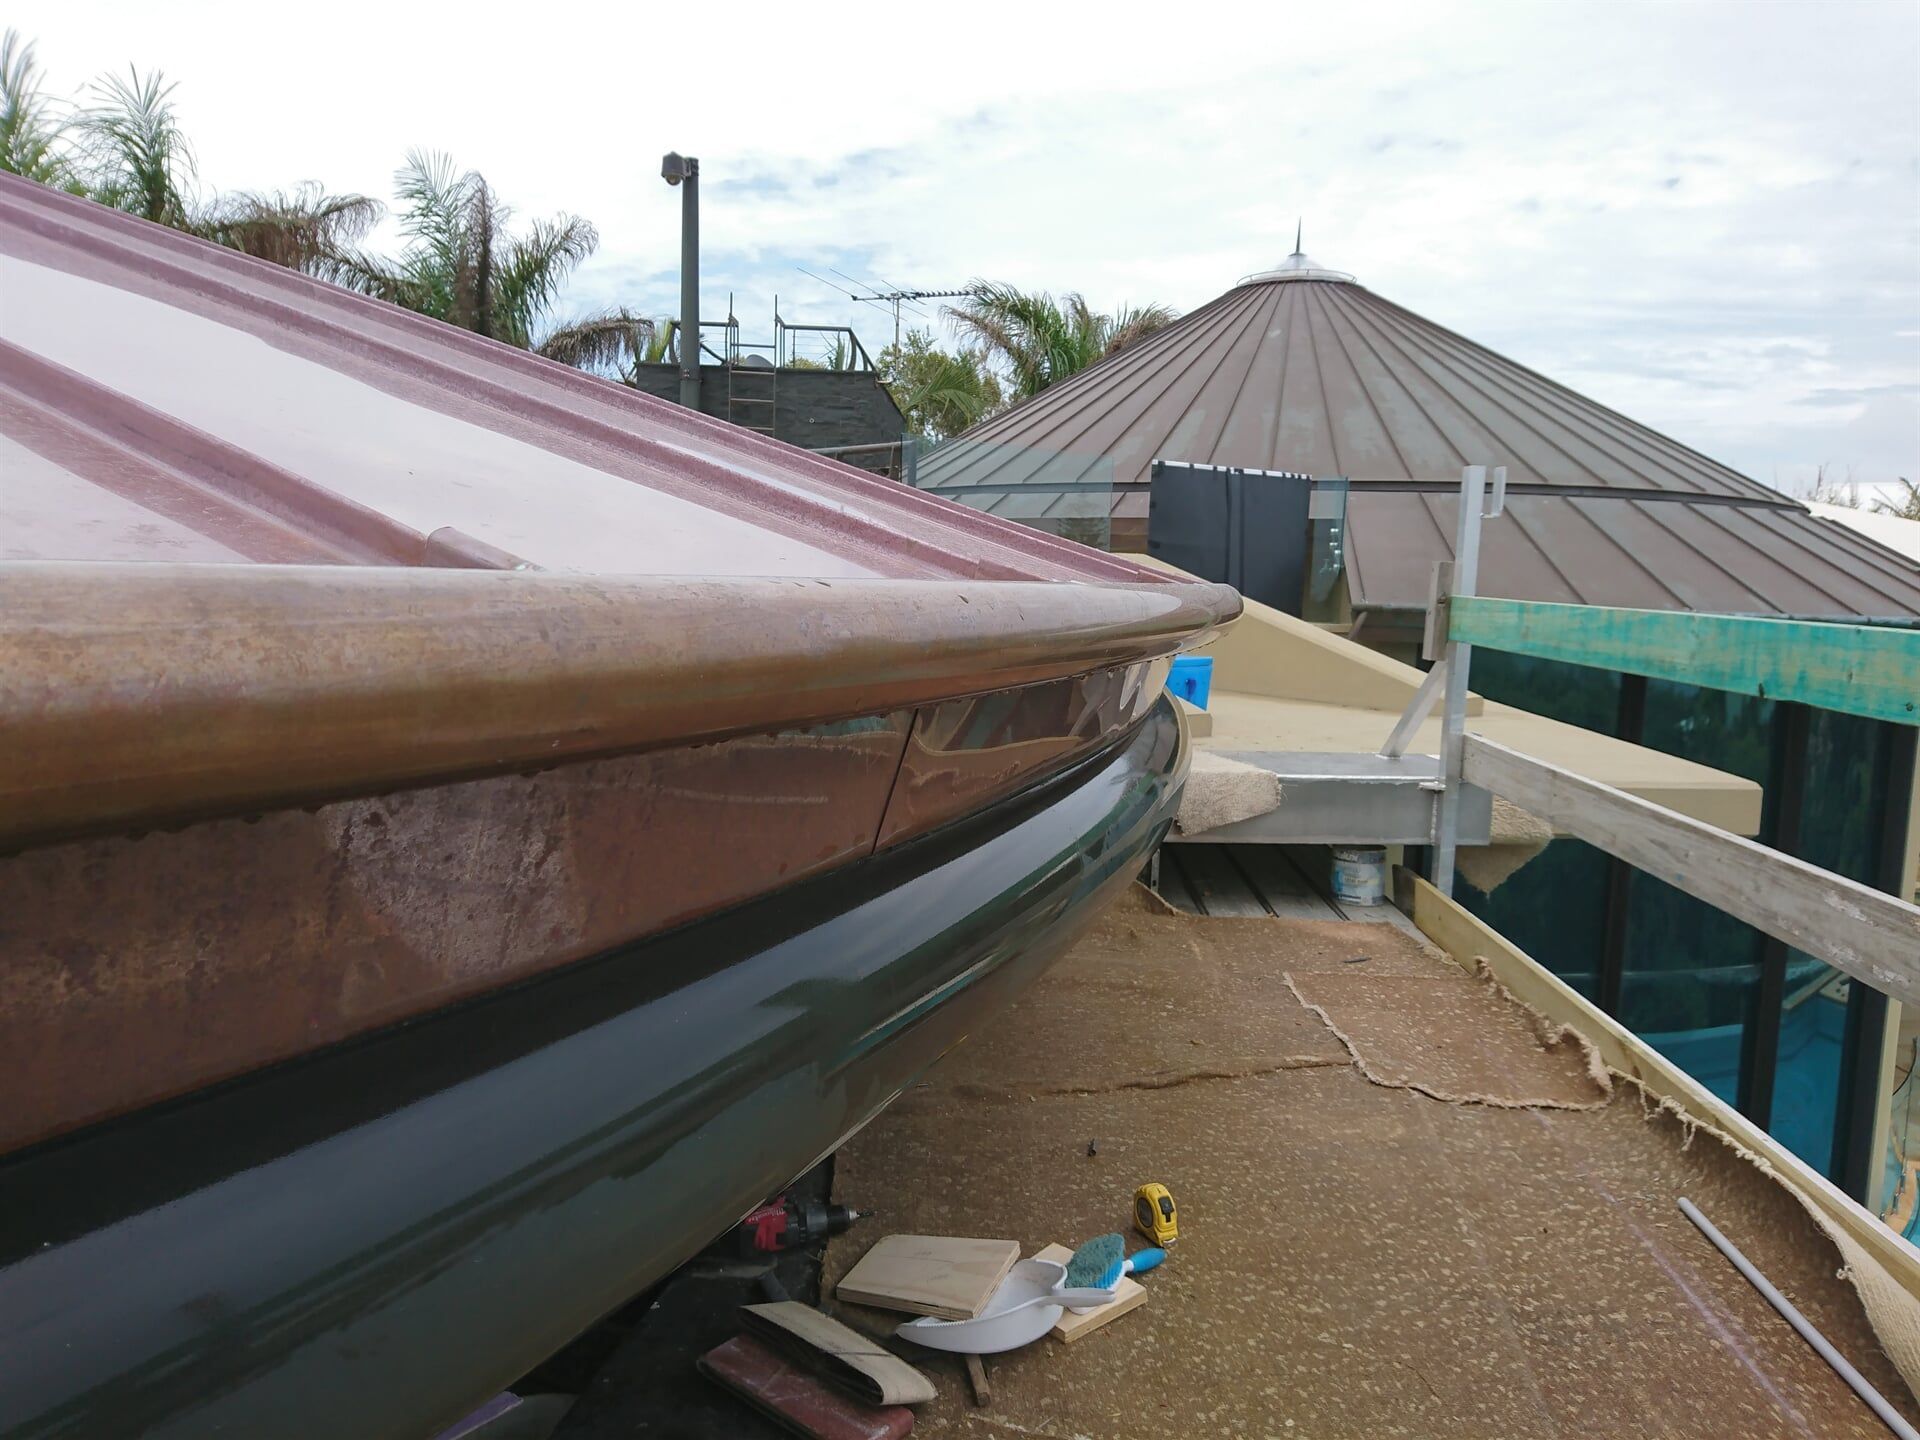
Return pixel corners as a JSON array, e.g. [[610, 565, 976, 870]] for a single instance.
[[0, 29, 75, 187], [645, 318, 677, 365], [947, 282, 1178, 399], [81, 65, 194, 225], [490, 213, 597, 346], [535, 309, 654, 374], [199, 183, 382, 273], [1103, 302, 1177, 357], [393, 148, 477, 256], [319, 245, 420, 307], [880, 328, 1004, 439]]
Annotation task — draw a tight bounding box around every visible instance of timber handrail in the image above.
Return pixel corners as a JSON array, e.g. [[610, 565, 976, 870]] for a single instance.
[[1461, 734, 1920, 1011], [1448, 597, 1920, 727]]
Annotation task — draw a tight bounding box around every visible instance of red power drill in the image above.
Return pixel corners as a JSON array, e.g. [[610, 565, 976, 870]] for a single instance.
[[741, 1195, 872, 1254]]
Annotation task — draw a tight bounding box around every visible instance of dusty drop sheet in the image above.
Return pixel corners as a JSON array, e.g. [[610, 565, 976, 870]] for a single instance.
[[1285, 968, 1611, 1109], [825, 886, 1919, 1439]]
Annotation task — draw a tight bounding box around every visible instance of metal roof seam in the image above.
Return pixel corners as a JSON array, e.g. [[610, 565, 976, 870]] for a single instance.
[[1000, 291, 1271, 517], [1298, 287, 1351, 478], [1682, 499, 1847, 615], [1318, 286, 1466, 472], [1306, 283, 1420, 478], [939, 286, 1245, 454], [1621, 496, 1770, 611], [1351, 287, 1687, 495], [1101, 289, 1285, 505], [1261, 285, 1296, 474], [1738, 504, 1920, 614], [1036, 287, 1276, 519], [1331, 287, 1537, 479], [1486, 498, 1589, 606], [1373, 289, 1775, 502], [1185, 285, 1286, 477], [1560, 495, 1689, 610], [925, 289, 1260, 506]]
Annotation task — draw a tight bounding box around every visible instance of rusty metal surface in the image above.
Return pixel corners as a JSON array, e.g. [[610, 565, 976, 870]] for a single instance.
[[917, 260, 1920, 620], [0, 564, 1235, 850], [0, 714, 914, 1153], [0, 172, 1171, 588], [877, 660, 1167, 847], [0, 655, 1184, 1153]]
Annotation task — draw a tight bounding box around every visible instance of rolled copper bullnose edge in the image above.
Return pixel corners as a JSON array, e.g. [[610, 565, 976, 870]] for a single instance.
[[0, 563, 1239, 849]]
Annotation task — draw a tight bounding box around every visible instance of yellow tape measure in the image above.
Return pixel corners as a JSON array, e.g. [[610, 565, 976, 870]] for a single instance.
[[1133, 1182, 1178, 1246]]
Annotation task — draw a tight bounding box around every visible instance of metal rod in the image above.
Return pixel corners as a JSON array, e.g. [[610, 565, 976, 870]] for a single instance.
[[1380, 657, 1448, 760], [1677, 1197, 1918, 1440], [1432, 465, 1489, 895]]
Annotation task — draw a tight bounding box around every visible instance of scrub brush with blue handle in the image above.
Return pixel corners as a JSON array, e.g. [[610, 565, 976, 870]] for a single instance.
[[1063, 1232, 1167, 1291]]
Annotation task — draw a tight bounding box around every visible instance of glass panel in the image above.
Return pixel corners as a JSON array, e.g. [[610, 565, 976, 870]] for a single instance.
[[1451, 655, 1623, 999], [1466, 651, 1621, 733], [1786, 711, 1896, 1183], [1622, 682, 1776, 1113], [1302, 478, 1349, 625], [1457, 838, 1610, 999], [1622, 877, 1763, 1110]]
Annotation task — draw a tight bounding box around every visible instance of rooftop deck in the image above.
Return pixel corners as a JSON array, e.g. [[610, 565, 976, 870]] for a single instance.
[[820, 885, 1917, 1437]]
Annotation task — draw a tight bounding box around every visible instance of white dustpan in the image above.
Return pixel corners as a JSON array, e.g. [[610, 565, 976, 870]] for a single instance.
[[895, 1259, 1117, 1354]]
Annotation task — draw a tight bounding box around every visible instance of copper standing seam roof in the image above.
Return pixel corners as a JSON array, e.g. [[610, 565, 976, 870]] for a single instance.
[[918, 247, 1920, 620], [0, 171, 1169, 587], [0, 174, 1240, 851]]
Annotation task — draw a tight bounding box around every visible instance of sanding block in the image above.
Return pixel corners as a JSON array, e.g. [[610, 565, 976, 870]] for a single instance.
[[741, 1301, 936, 1406], [699, 1334, 913, 1440]]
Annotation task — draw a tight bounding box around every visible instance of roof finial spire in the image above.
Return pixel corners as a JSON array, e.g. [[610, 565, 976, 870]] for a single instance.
[[1294, 219, 1303, 257]]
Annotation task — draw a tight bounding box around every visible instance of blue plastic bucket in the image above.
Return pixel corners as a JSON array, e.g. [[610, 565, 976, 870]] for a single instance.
[[1166, 655, 1213, 709]]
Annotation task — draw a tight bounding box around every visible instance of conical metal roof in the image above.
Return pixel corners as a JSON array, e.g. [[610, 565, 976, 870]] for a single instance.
[[920, 253, 1920, 621]]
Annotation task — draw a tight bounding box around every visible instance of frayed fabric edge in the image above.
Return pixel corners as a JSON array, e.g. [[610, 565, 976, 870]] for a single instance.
[[1282, 968, 1613, 1112]]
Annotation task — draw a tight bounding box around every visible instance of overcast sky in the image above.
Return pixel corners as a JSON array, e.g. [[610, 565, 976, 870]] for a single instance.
[[13, 0, 1917, 496]]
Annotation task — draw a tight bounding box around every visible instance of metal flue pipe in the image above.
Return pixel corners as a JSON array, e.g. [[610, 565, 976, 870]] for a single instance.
[[662, 151, 700, 411]]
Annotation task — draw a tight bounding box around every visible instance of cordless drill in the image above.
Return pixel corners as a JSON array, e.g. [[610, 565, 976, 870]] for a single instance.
[[740, 1195, 872, 1254]]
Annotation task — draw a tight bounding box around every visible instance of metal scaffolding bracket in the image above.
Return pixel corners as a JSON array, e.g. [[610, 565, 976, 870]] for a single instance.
[[1379, 656, 1448, 761], [1431, 465, 1504, 896]]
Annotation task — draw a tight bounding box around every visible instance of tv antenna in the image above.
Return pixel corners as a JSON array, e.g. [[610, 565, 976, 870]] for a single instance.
[[795, 267, 973, 349]]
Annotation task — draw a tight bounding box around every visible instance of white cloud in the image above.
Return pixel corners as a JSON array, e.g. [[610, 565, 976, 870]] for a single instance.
[[10, 0, 1917, 484]]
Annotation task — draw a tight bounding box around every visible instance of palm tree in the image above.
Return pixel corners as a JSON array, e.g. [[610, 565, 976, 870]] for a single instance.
[[880, 329, 1004, 439], [534, 310, 660, 377], [4, 36, 379, 278], [0, 29, 75, 187], [199, 183, 383, 273], [946, 283, 1176, 401], [330, 149, 613, 351], [79, 65, 194, 226]]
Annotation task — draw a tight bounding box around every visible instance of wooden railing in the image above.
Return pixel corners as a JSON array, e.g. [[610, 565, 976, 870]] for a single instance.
[[1401, 466, 1920, 1030]]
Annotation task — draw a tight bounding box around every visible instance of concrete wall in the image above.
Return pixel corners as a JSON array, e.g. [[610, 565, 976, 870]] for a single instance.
[[627, 364, 905, 455]]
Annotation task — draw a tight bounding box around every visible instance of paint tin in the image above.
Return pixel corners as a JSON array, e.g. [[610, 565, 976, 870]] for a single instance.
[[1330, 846, 1386, 906]]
